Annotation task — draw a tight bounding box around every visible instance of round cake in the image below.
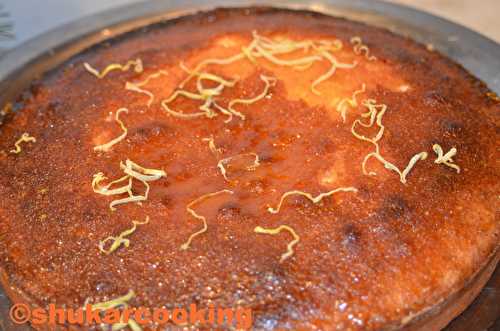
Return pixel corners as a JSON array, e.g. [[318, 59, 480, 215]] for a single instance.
[[0, 7, 498, 331]]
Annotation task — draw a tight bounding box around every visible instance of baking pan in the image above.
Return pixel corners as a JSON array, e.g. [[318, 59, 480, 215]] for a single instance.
[[0, 1, 498, 330]]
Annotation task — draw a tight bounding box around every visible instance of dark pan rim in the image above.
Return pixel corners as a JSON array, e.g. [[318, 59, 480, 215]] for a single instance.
[[0, 1, 498, 330]]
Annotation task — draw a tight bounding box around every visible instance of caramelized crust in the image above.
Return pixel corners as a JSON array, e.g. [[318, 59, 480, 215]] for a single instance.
[[0, 7, 498, 330]]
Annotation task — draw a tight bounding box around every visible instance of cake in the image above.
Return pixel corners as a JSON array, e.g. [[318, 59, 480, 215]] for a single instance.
[[0, 7, 498, 331]]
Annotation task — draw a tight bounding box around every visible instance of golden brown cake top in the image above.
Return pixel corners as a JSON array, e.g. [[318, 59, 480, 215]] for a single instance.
[[0, 7, 498, 331]]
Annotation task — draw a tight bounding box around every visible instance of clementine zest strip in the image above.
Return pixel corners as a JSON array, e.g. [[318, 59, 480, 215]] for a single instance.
[[351, 99, 428, 183], [88, 290, 142, 331], [10, 133, 36, 154], [94, 108, 129, 152], [227, 74, 277, 121], [120, 159, 167, 182], [179, 53, 246, 88], [180, 189, 234, 250], [350, 36, 377, 61], [90, 290, 135, 310], [310, 50, 357, 95], [203, 137, 261, 181], [162, 67, 239, 121], [125, 70, 168, 107], [363, 151, 428, 184], [246, 31, 356, 95], [92, 160, 166, 211], [83, 58, 143, 79], [433, 144, 460, 173], [254, 225, 300, 262], [336, 84, 366, 122], [217, 153, 260, 181], [203, 136, 223, 158], [182, 31, 354, 96], [98, 217, 150, 255], [268, 187, 358, 214]]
